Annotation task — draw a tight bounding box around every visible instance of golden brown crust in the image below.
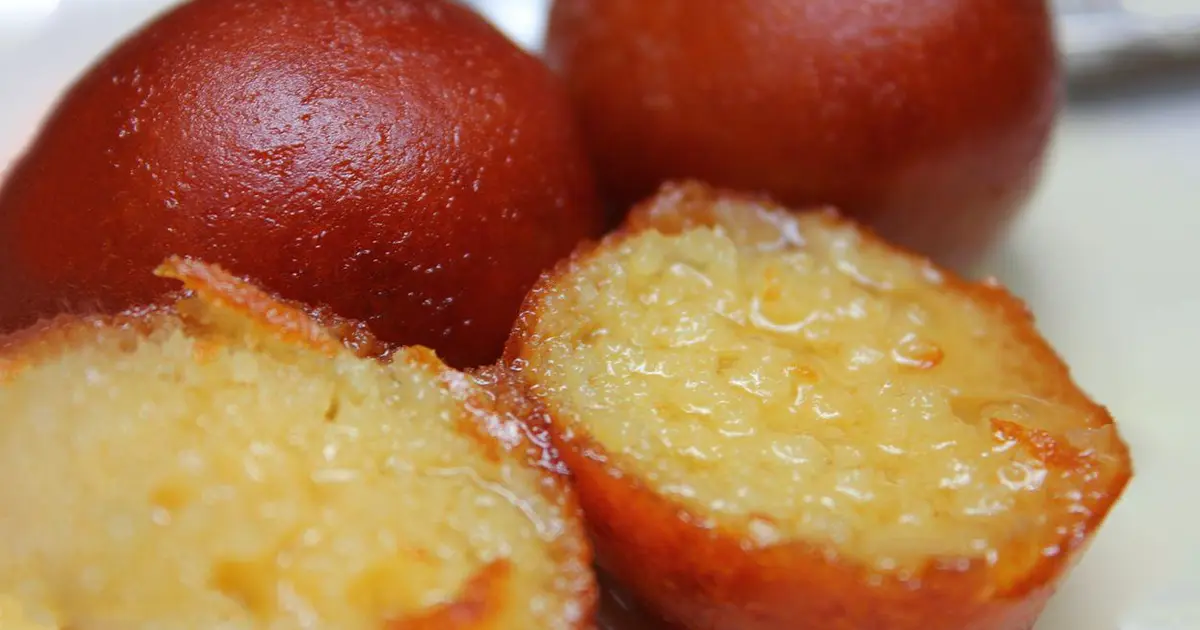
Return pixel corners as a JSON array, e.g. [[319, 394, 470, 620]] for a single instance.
[[558, 434, 1062, 630], [1, 257, 391, 380], [156, 256, 390, 359], [154, 256, 345, 356], [386, 560, 512, 630], [504, 180, 1132, 630], [1, 257, 597, 630], [465, 365, 577, 479], [462, 365, 599, 625], [595, 572, 670, 630], [431, 361, 598, 605], [0, 307, 171, 383]]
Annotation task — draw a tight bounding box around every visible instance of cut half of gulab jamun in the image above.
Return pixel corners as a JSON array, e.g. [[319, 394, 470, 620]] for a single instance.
[[505, 181, 1132, 630], [0, 258, 595, 630]]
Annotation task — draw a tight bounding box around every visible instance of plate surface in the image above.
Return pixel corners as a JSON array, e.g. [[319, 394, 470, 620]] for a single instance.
[[1, 1, 1197, 628]]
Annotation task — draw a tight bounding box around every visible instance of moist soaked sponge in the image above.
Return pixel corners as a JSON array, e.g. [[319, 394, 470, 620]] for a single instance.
[[0, 258, 594, 630], [509, 181, 1132, 630]]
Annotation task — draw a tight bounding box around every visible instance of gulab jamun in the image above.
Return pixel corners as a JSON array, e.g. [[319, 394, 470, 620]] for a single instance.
[[505, 181, 1132, 630], [544, 0, 1061, 270], [0, 256, 595, 629], [0, 0, 605, 367]]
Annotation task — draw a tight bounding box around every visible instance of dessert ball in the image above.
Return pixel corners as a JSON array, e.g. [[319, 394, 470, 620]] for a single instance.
[[505, 181, 1131, 630], [0, 0, 604, 367], [0, 257, 595, 629], [545, 0, 1061, 270]]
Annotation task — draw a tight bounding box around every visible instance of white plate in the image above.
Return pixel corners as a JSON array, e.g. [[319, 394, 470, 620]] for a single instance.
[[1, 2, 1197, 628]]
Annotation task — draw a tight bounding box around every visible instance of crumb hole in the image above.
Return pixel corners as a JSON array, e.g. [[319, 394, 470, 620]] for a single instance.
[[149, 483, 192, 514], [324, 394, 341, 423], [716, 353, 738, 373], [653, 403, 684, 424], [211, 560, 272, 618], [577, 325, 602, 345]]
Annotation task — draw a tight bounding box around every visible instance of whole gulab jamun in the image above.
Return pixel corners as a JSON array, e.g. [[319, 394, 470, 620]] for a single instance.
[[0, 0, 604, 367], [544, 0, 1061, 271]]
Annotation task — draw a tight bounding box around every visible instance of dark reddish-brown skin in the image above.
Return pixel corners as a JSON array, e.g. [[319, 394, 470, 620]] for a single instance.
[[544, 0, 1060, 271], [0, 0, 604, 368]]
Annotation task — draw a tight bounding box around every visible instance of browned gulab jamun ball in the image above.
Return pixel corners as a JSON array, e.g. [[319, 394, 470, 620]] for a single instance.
[[0, 0, 605, 367], [544, 0, 1061, 271]]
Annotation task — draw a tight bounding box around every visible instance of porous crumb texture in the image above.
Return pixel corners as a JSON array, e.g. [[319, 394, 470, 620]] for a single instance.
[[0, 300, 588, 629], [520, 190, 1130, 577], [0, 594, 51, 630]]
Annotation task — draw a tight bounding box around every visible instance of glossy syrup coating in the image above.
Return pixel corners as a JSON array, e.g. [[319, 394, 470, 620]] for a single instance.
[[545, 0, 1060, 271], [0, 0, 604, 368]]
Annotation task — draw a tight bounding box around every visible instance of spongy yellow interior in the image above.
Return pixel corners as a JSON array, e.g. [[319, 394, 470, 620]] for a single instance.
[[525, 200, 1126, 574], [0, 307, 582, 629]]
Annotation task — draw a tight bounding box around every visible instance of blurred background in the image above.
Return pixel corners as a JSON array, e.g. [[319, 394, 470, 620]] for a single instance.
[[0, 1, 1197, 629]]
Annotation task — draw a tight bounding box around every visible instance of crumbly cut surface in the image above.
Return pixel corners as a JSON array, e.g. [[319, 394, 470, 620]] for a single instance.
[[0, 283, 587, 629], [522, 190, 1129, 575]]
